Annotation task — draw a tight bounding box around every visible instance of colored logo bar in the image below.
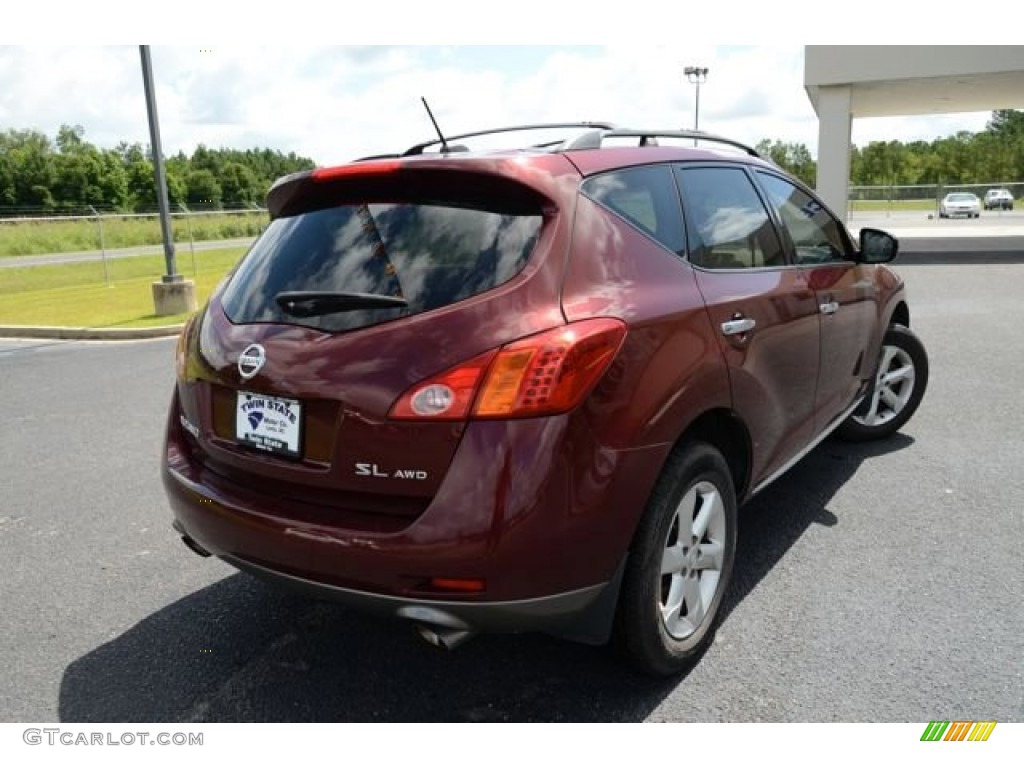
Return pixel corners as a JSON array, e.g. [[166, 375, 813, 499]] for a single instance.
[[921, 721, 997, 741]]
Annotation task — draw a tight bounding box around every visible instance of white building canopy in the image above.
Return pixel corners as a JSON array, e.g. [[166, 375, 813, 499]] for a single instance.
[[804, 45, 1024, 215]]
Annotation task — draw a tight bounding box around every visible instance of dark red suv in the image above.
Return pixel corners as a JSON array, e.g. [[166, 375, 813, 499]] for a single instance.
[[162, 124, 928, 675]]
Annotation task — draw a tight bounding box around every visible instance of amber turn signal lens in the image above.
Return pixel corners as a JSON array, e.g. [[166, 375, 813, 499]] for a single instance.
[[473, 318, 626, 418]]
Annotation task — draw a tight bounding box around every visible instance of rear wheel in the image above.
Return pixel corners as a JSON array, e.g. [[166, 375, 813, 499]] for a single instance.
[[614, 442, 737, 676], [837, 324, 928, 442]]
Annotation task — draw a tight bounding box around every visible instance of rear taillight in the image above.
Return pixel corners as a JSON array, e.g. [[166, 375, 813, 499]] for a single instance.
[[389, 318, 626, 421], [389, 350, 497, 421]]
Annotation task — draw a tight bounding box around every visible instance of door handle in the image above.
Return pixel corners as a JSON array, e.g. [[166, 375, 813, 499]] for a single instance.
[[721, 317, 756, 336], [820, 301, 839, 315]]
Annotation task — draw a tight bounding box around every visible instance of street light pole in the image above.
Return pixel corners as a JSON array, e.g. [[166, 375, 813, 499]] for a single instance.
[[140, 45, 179, 284], [684, 65, 709, 142], [141, 45, 196, 316]]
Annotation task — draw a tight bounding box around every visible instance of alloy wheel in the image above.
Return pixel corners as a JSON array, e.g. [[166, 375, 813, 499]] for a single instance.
[[852, 344, 916, 427], [659, 480, 726, 640]]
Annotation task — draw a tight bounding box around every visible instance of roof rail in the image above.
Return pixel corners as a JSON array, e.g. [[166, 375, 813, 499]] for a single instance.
[[353, 153, 403, 162], [402, 122, 618, 156], [562, 129, 762, 158]]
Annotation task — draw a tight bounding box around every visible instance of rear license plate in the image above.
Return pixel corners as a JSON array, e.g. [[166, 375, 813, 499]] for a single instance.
[[235, 391, 302, 458]]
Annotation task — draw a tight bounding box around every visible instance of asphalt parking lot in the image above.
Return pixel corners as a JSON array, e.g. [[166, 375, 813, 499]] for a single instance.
[[1, 262, 1022, 722]]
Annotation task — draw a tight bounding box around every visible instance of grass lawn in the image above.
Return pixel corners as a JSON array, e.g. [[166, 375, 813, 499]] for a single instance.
[[0, 247, 245, 328], [0, 210, 266, 259], [849, 199, 938, 212]]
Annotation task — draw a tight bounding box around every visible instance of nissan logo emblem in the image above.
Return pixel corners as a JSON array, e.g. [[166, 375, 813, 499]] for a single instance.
[[237, 343, 266, 379]]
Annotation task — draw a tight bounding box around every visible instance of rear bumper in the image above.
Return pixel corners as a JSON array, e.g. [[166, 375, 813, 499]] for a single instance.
[[175, 513, 619, 637], [162, 391, 667, 637]]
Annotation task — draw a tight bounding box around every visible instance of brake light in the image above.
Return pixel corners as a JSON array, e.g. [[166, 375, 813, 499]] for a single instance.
[[312, 159, 402, 182], [389, 319, 626, 421]]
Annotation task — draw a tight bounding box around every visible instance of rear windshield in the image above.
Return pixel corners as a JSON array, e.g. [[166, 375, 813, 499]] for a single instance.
[[220, 202, 542, 333]]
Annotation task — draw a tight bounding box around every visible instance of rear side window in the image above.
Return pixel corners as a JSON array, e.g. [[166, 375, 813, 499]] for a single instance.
[[581, 166, 685, 254], [220, 202, 542, 333], [675, 166, 785, 270]]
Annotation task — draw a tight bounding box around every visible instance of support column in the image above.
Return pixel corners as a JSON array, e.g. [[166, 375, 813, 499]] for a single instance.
[[814, 84, 853, 219]]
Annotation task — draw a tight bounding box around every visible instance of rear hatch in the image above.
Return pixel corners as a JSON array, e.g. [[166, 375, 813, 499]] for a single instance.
[[175, 155, 579, 527]]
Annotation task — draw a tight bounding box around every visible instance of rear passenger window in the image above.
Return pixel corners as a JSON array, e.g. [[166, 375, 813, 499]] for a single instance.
[[675, 166, 785, 270], [581, 166, 685, 254], [756, 172, 851, 265]]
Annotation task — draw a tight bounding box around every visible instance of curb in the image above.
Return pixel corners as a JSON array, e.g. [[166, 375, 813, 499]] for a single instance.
[[0, 325, 184, 340]]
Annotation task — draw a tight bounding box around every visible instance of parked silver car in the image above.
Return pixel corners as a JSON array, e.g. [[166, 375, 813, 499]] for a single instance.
[[983, 188, 1014, 211], [939, 192, 981, 219]]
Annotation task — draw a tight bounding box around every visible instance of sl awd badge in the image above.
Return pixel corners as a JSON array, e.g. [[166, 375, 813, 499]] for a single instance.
[[355, 463, 428, 480]]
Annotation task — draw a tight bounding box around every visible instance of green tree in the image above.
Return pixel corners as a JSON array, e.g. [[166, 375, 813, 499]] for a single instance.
[[755, 139, 817, 187], [220, 161, 260, 207], [186, 168, 222, 209], [126, 157, 186, 212], [0, 129, 56, 209], [55, 124, 86, 154]]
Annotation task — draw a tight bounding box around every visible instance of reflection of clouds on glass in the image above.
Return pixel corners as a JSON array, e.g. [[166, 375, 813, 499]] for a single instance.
[[700, 206, 764, 246], [497, 217, 538, 279], [585, 175, 627, 197], [222, 217, 294, 322], [220, 201, 540, 334]]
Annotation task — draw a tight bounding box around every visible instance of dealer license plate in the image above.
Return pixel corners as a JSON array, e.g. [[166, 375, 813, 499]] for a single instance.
[[235, 391, 302, 458]]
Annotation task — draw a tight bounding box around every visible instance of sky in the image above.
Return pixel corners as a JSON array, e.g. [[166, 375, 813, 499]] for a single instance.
[[0, 40, 1013, 167]]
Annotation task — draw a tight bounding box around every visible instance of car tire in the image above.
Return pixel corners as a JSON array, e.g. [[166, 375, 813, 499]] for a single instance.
[[836, 324, 929, 442], [613, 442, 737, 676]]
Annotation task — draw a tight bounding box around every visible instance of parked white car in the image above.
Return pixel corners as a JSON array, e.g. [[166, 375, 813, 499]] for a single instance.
[[983, 188, 1014, 211], [939, 192, 981, 219]]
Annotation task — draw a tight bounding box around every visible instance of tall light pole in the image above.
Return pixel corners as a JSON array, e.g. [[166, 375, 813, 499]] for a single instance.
[[140, 45, 196, 316], [684, 65, 709, 141]]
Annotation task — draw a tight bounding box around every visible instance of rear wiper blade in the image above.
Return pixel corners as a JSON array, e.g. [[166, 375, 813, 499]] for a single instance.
[[274, 291, 408, 317]]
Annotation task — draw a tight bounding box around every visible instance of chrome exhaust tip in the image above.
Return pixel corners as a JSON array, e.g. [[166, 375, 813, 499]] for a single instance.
[[416, 624, 475, 651]]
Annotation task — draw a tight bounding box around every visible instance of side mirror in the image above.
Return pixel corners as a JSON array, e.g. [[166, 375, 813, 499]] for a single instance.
[[858, 228, 898, 264]]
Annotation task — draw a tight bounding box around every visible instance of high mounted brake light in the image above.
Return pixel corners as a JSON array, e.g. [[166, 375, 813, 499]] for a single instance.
[[389, 319, 627, 421], [311, 159, 402, 182]]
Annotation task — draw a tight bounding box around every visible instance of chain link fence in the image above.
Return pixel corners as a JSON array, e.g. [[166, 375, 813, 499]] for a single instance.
[[0, 205, 267, 260], [848, 182, 1023, 215]]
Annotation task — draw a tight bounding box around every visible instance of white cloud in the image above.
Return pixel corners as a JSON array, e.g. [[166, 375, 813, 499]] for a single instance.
[[0, 44, 1013, 168]]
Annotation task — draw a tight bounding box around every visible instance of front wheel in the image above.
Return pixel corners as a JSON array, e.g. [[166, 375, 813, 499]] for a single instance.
[[836, 324, 929, 442], [614, 442, 737, 676]]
